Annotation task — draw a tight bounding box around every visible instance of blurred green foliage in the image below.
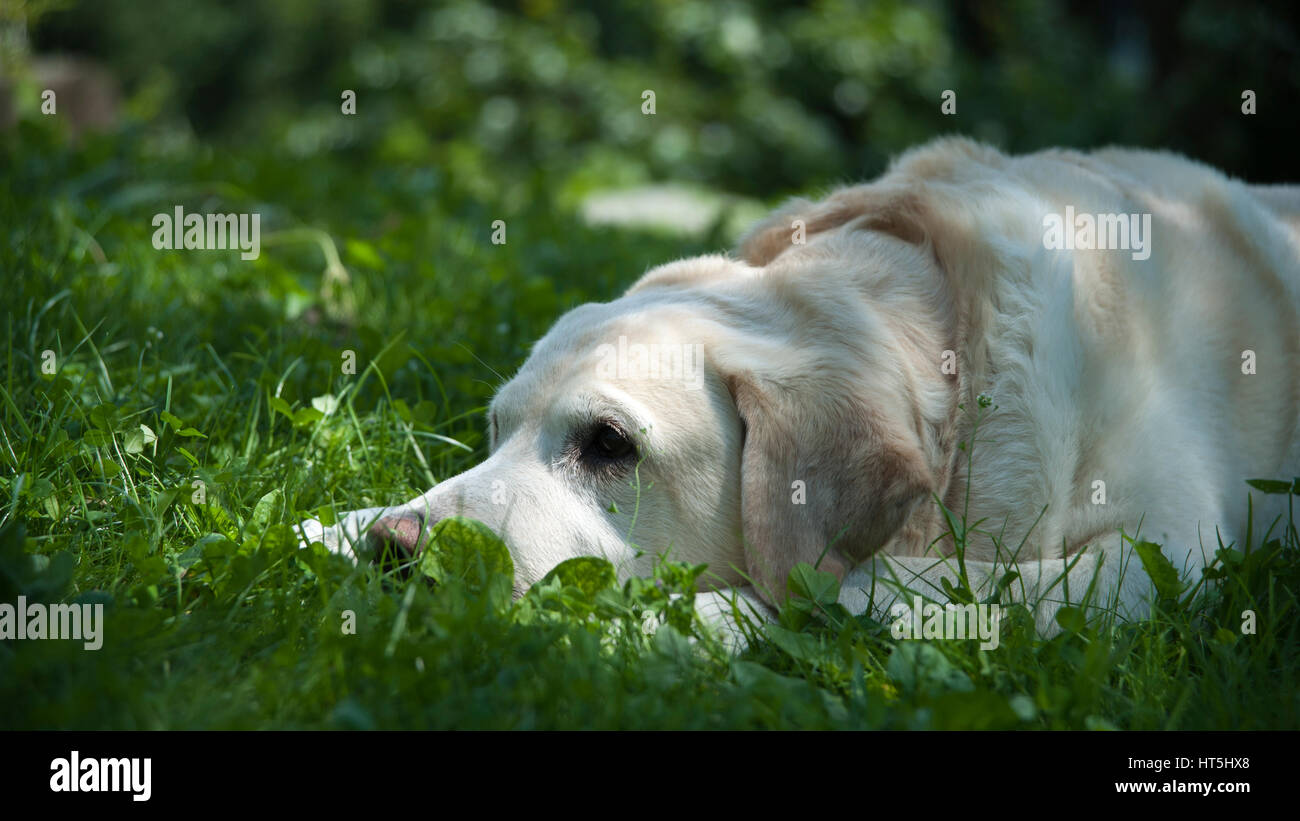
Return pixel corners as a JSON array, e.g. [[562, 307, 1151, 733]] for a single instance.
[[24, 0, 1300, 202]]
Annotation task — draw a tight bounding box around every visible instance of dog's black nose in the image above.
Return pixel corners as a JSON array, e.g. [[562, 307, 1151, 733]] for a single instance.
[[366, 513, 429, 564]]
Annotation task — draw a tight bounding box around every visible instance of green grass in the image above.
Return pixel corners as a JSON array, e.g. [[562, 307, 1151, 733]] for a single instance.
[[2, 119, 1298, 730]]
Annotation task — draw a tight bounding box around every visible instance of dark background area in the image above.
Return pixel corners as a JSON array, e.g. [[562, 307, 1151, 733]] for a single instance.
[[19, 0, 1300, 195]]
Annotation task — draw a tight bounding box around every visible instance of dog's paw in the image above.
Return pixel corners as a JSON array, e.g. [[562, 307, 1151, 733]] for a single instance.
[[296, 517, 366, 561], [294, 506, 404, 563], [294, 517, 359, 561]]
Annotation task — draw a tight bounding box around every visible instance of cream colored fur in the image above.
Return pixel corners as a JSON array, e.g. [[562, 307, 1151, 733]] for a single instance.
[[298, 137, 1300, 647]]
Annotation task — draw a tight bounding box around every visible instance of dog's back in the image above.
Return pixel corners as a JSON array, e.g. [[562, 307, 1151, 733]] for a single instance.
[[874, 139, 1299, 585], [1055, 146, 1300, 543]]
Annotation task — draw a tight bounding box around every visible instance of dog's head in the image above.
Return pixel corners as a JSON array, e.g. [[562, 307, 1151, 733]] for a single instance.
[[373, 189, 964, 605]]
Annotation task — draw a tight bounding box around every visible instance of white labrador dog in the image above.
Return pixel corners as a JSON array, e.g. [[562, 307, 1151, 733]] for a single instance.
[[298, 137, 1300, 642]]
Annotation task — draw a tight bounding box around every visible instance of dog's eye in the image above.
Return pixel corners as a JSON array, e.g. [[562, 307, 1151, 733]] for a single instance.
[[588, 423, 635, 461]]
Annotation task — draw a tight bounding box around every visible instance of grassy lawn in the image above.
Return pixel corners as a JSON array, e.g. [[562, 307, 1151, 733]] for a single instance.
[[3, 116, 1298, 730]]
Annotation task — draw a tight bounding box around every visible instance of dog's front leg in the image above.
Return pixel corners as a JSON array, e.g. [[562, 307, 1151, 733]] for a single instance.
[[684, 551, 1107, 653], [841, 553, 1110, 636], [692, 587, 776, 652]]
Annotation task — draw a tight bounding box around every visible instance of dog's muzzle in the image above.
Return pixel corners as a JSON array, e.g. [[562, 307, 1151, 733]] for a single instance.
[[366, 512, 430, 564]]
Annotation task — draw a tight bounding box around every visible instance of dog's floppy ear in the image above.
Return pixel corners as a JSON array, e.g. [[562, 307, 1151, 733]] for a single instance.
[[737, 185, 930, 266], [725, 370, 935, 607]]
